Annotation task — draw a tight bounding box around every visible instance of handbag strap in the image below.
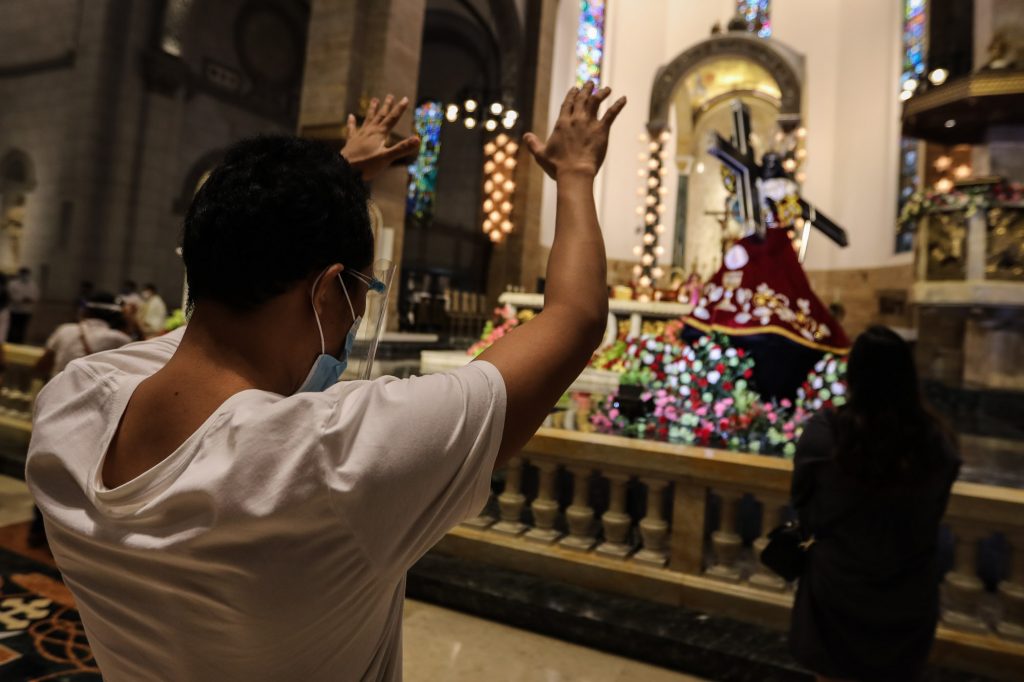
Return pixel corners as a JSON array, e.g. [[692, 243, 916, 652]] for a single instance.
[[77, 322, 94, 356]]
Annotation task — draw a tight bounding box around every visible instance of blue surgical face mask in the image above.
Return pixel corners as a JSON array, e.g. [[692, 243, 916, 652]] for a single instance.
[[296, 269, 361, 394]]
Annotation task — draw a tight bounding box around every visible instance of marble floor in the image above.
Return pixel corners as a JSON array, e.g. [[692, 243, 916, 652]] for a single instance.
[[402, 600, 706, 682]]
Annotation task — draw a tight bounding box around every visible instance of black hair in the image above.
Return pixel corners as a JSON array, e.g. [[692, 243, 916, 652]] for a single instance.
[[182, 135, 372, 311], [0, 274, 9, 310], [835, 325, 948, 483], [83, 291, 125, 329]]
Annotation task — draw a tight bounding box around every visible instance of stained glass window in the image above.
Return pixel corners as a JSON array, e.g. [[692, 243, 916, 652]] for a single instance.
[[896, 0, 927, 252], [575, 0, 606, 86], [406, 101, 443, 224], [736, 0, 771, 38], [902, 0, 927, 90]]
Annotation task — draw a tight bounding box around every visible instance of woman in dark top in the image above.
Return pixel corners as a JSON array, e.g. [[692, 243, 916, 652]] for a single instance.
[[790, 326, 961, 682]]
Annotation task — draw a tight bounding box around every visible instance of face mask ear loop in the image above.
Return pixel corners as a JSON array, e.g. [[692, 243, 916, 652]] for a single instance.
[[339, 274, 357, 323], [310, 269, 328, 355]]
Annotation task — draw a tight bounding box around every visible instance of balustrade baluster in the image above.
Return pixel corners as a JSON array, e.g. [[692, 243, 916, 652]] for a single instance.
[[491, 456, 528, 536], [998, 532, 1024, 641], [634, 478, 670, 567], [596, 472, 633, 558], [559, 466, 597, 551], [942, 523, 988, 632], [749, 493, 789, 591], [525, 460, 562, 544], [707, 488, 744, 582], [461, 492, 496, 529]]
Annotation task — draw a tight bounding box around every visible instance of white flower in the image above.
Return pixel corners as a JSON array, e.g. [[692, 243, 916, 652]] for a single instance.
[[709, 348, 722, 361], [832, 382, 846, 396], [812, 377, 824, 390], [680, 386, 691, 396], [707, 370, 721, 384], [735, 312, 751, 324], [646, 340, 657, 351], [694, 307, 710, 320], [725, 348, 737, 358], [642, 352, 655, 365], [692, 360, 703, 372]]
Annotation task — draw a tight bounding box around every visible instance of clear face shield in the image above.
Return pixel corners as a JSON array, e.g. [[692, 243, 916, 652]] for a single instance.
[[343, 258, 396, 381]]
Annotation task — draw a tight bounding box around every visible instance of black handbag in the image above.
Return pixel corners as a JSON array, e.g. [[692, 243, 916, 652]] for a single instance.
[[760, 520, 815, 582]]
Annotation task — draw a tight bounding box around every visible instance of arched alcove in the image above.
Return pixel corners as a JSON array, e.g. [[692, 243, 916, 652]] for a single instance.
[[646, 32, 805, 278]]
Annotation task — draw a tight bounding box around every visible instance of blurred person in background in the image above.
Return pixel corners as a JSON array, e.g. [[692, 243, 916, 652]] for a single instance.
[[36, 291, 133, 380], [136, 283, 168, 338], [789, 325, 960, 682], [7, 266, 39, 343]]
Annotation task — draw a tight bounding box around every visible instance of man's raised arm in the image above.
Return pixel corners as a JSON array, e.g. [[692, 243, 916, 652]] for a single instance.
[[477, 82, 626, 469]]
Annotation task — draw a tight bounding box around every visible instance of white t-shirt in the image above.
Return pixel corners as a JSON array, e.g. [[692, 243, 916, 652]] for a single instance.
[[45, 319, 133, 376], [26, 328, 506, 681]]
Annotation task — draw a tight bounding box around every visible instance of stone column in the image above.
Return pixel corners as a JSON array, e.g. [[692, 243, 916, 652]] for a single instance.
[[492, 456, 528, 536], [488, 0, 558, 298], [298, 0, 426, 326], [596, 472, 633, 558], [942, 524, 987, 632], [634, 478, 670, 567], [998, 532, 1024, 641], [707, 488, 744, 583], [525, 460, 562, 544], [749, 493, 788, 591], [560, 466, 597, 551]]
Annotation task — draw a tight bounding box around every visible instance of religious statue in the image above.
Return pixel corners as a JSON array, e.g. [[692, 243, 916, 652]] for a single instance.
[[982, 23, 1024, 70], [682, 100, 851, 399]]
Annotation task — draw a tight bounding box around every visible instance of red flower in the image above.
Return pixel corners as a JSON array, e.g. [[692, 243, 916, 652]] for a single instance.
[[743, 369, 753, 379], [737, 348, 746, 357], [697, 378, 709, 388], [723, 381, 734, 391], [715, 363, 726, 373]]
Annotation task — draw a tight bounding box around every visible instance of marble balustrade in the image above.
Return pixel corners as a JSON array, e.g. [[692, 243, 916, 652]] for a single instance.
[[461, 427, 1024, 645]]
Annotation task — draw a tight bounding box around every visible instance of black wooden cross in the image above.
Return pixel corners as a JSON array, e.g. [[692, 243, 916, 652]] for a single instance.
[[707, 99, 849, 249]]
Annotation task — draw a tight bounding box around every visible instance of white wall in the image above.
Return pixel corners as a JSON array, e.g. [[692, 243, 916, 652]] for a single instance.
[[538, 0, 911, 274]]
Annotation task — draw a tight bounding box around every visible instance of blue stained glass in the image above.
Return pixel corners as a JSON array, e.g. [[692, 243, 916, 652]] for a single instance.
[[575, 0, 606, 86], [406, 101, 443, 223], [901, 0, 927, 88], [736, 0, 771, 38]]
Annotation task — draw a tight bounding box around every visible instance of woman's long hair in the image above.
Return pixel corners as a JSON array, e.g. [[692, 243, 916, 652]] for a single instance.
[[835, 325, 946, 483], [0, 274, 9, 311]]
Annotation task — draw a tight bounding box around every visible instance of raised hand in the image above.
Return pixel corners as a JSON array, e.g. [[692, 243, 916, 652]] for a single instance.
[[523, 82, 626, 180], [341, 95, 421, 181]]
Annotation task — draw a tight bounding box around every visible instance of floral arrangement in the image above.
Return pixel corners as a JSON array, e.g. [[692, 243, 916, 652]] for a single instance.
[[590, 327, 850, 458], [468, 305, 536, 357], [897, 181, 1024, 231]]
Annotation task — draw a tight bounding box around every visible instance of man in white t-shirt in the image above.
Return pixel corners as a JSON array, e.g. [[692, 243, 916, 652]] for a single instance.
[[38, 292, 133, 378], [26, 85, 625, 681]]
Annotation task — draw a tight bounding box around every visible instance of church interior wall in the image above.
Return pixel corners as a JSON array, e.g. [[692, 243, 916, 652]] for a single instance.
[[2, 0, 309, 342], [539, 0, 915, 302]]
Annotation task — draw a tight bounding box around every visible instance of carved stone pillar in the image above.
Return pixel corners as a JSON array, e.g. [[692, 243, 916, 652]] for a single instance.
[[707, 488, 743, 583], [596, 472, 633, 558], [525, 460, 562, 544], [942, 524, 987, 632], [559, 466, 596, 551], [634, 478, 670, 567], [491, 457, 527, 536], [749, 493, 789, 591]]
